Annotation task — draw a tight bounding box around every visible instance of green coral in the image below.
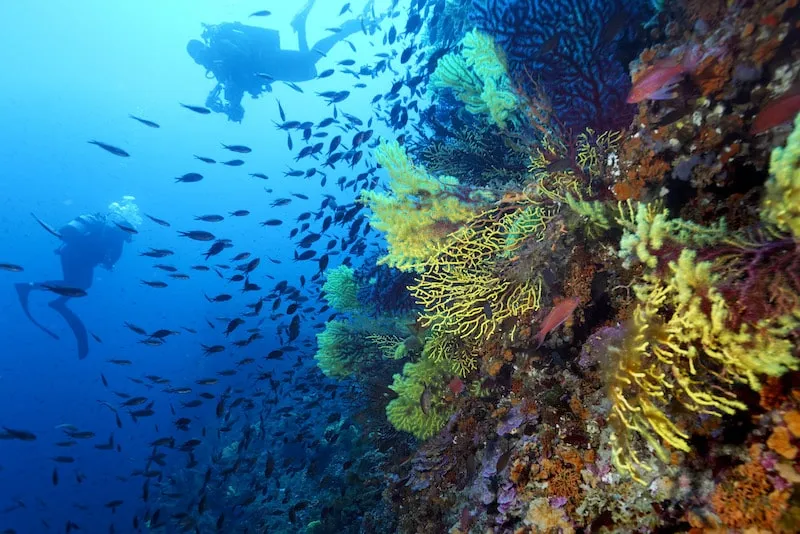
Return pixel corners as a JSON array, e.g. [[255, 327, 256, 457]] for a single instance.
[[431, 29, 520, 129], [385, 352, 455, 440], [314, 320, 378, 379], [762, 112, 800, 238], [565, 195, 612, 238], [360, 140, 493, 272], [322, 265, 360, 312]]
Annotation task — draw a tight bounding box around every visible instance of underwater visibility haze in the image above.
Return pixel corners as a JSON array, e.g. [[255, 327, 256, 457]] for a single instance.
[[1, 0, 800, 532]]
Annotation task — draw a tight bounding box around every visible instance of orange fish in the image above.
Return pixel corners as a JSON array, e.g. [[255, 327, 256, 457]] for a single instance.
[[627, 45, 707, 103], [751, 92, 800, 135], [534, 297, 580, 349]]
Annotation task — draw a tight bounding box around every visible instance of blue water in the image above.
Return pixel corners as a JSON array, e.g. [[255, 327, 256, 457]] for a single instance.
[[0, 1, 394, 531]]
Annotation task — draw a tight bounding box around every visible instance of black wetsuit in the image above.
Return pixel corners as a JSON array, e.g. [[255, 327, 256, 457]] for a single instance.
[[186, 4, 368, 121], [15, 213, 130, 359]]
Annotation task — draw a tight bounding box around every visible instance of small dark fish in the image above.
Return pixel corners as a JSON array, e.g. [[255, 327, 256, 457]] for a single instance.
[[180, 103, 211, 114], [1, 427, 37, 441], [222, 159, 245, 167], [419, 384, 432, 415], [124, 322, 147, 335], [178, 230, 215, 241], [114, 222, 138, 234], [545, 158, 573, 173], [88, 140, 129, 157], [338, 3, 350, 15], [537, 32, 562, 57], [141, 280, 168, 288], [195, 214, 225, 223], [250, 173, 269, 180], [318, 69, 335, 79], [601, 11, 628, 44], [283, 81, 304, 93], [277, 100, 286, 122], [496, 449, 512, 472], [194, 155, 216, 164], [129, 115, 160, 128], [261, 219, 282, 226], [41, 284, 87, 298], [400, 46, 415, 64], [0, 263, 24, 272], [249, 10, 271, 17], [222, 144, 252, 153], [205, 293, 232, 302], [230, 210, 249, 217], [144, 214, 170, 227], [90, 332, 102, 343], [175, 172, 203, 183], [266, 349, 283, 360], [153, 264, 177, 272]]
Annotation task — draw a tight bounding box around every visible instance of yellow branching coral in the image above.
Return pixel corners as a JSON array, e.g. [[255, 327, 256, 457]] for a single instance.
[[565, 195, 611, 238], [365, 334, 405, 360], [360, 140, 492, 272], [431, 29, 520, 129], [616, 201, 728, 268], [608, 249, 799, 483], [322, 265, 359, 311], [410, 204, 551, 342], [424, 329, 477, 377], [385, 353, 455, 440], [762, 112, 800, 238]]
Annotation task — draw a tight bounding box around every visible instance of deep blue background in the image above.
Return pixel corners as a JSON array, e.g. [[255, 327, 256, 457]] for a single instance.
[[0, 1, 395, 530]]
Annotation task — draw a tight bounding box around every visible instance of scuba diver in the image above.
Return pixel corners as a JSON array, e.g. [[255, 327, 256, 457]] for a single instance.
[[186, 0, 380, 121], [14, 197, 141, 360]]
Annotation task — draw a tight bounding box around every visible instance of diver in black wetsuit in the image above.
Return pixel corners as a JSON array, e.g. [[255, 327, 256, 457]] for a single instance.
[[15, 211, 133, 359], [186, 0, 380, 121]]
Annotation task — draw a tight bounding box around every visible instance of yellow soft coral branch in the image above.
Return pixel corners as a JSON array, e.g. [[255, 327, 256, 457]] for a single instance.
[[609, 248, 798, 483], [762, 112, 800, 238], [360, 140, 489, 272], [430, 29, 520, 129]]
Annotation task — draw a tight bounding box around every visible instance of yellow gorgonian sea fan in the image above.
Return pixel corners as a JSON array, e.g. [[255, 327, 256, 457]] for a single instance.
[[360, 140, 491, 272]]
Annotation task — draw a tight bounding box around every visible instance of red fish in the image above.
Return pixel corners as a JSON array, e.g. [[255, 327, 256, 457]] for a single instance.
[[627, 46, 707, 103], [751, 92, 800, 135], [534, 297, 580, 348], [448, 377, 465, 395]]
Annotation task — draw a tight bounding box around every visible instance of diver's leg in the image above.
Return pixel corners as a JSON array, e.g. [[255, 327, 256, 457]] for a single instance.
[[222, 82, 246, 122], [49, 249, 92, 358], [48, 297, 89, 359], [309, 19, 363, 57], [13, 283, 60, 339], [291, 0, 316, 52]]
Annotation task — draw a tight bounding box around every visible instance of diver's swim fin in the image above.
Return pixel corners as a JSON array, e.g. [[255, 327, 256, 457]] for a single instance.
[[48, 299, 89, 359], [14, 283, 60, 340], [30, 212, 62, 239]]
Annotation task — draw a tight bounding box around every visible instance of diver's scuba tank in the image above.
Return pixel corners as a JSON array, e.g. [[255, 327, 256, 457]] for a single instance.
[[59, 214, 106, 243]]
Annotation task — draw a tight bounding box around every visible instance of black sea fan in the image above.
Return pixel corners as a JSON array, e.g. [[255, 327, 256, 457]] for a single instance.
[[355, 258, 418, 316]]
